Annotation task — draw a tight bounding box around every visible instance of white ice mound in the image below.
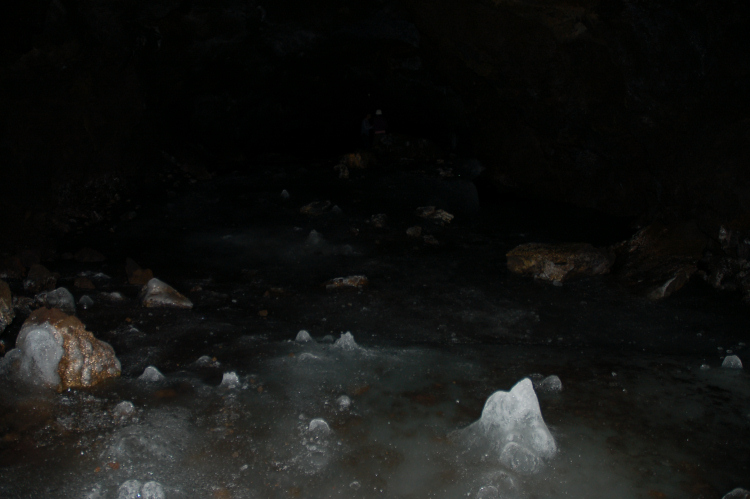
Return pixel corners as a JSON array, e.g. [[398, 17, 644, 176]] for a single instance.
[[118, 480, 165, 499], [336, 395, 352, 410], [458, 378, 556, 475], [722, 355, 743, 369], [295, 330, 314, 343], [139, 278, 193, 309], [537, 375, 563, 392], [309, 418, 331, 435], [139, 365, 165, 382], [220, 371, 241, 389], [333, 332, 359, 351]]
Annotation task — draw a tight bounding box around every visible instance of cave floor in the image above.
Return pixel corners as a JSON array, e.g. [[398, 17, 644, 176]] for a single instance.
[[1, 159, 748, 498]]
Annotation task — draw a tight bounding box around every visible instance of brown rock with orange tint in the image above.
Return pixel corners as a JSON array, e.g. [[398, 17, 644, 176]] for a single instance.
[[6, 308, 120, 391]]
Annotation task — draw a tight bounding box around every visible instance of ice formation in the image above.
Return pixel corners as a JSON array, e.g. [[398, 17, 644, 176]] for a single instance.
[[139, 278, 193, 309], [537, 375, 563, 392], [308, 418, 331, 435], [295, 330, 314, 343], [220, 371, 241, 389], [722, 355, 743, 369], [456, 378, 557, 475], [336, 394, 352, 410], [333, 331, 360, 351], [117, 480, 165, 499], [139, 366, 166, 382]]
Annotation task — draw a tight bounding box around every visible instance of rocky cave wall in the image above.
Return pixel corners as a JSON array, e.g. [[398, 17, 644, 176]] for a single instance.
[[1, 0, 749, 232]]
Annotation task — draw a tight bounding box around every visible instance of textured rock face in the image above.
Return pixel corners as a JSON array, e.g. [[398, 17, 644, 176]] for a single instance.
[[506, 242, 614, 282], [5, 308, 121, 390], [0, 279, 14, 332], [613, 221, 708, 299]]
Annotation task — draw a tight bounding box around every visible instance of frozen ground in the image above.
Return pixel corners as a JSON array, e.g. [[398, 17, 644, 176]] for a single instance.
[[1, 162, 748, 498]]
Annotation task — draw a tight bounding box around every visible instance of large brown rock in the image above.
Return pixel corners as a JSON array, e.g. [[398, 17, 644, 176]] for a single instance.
[[4, 308, 120, 391], [0, 279, 14, 332], [612, 221, 708, 299], [506, 243, 614, 282]]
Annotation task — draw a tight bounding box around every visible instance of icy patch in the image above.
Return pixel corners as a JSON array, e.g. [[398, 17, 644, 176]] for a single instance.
[[722, 355, 743, 369], [336, 395, 352, 410], [220, 371, 241, 389], [455, 378, 556, 475], [139, 366, 165, 382], [295, 330, 314, 343], [332, 331, 360, 351]]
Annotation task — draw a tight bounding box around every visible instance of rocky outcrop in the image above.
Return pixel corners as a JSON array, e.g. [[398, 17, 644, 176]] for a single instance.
[[506, 243, 614, 283], [0, 279, 14, 333], [613, 221, 708, 299], [1, 308, 121, 391]]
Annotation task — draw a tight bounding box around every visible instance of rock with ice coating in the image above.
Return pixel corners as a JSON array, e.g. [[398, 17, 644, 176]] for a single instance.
[[139, 278, 193, 309], [309, 418, 331, 435], [139, 365, 166, 382], [35, 287, 76, 314], [722, 355, 743, 369], [0, 308, 120, 390], [537, 375, 563, 392], [220, 371, 241, 389], [336, 395, 352, 410], [295, 330, 314, 343], [723, 489, 750, 499], [333, 332, 359, 351], [456, 378, 556, 475]]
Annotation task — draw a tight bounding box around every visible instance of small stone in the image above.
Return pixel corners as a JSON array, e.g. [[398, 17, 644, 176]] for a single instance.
[[23, 264, 57, 293], [113, 401, 135, 420], [537, 375, 563, 392], [141, 481, 165, 499], [336, 395, 352, 410], [35, 287, 76, 314], [139, 366, 166, 382], [308, 418, 331, 434], [74, 277, 96, 290], [281, 189, 290, 200], [723, 488, 750, 499], [295, 330, 314, 343], [220, 371, 241, 389], [117, 480, 142, 499], [125, 258, 154, 286], [140, 278, 193, 309], [324, 275, 368, 291]]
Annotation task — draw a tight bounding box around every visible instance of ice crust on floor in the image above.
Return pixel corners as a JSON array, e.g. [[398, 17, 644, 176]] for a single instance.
[[722, 355, 743, 369], [455, 378, 557, 475]]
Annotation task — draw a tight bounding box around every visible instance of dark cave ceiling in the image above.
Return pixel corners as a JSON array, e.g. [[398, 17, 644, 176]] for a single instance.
[[1, 0, 750, 222]]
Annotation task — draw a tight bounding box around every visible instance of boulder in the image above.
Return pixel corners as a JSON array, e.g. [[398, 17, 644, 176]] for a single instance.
[[455, 378, 556, 475], [1, 308, 120, 390], [35, 287, 76, 314], [0, 279, 14, 332], [506, 242, 613, 282], [125, 258, 154, 286], [139, 278, 193, 309], [612, 221, 707, 299], [23, 264, 57, 293]]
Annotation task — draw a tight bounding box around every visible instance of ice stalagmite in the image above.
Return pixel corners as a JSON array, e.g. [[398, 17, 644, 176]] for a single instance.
[[456, 378, 556, 475]]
